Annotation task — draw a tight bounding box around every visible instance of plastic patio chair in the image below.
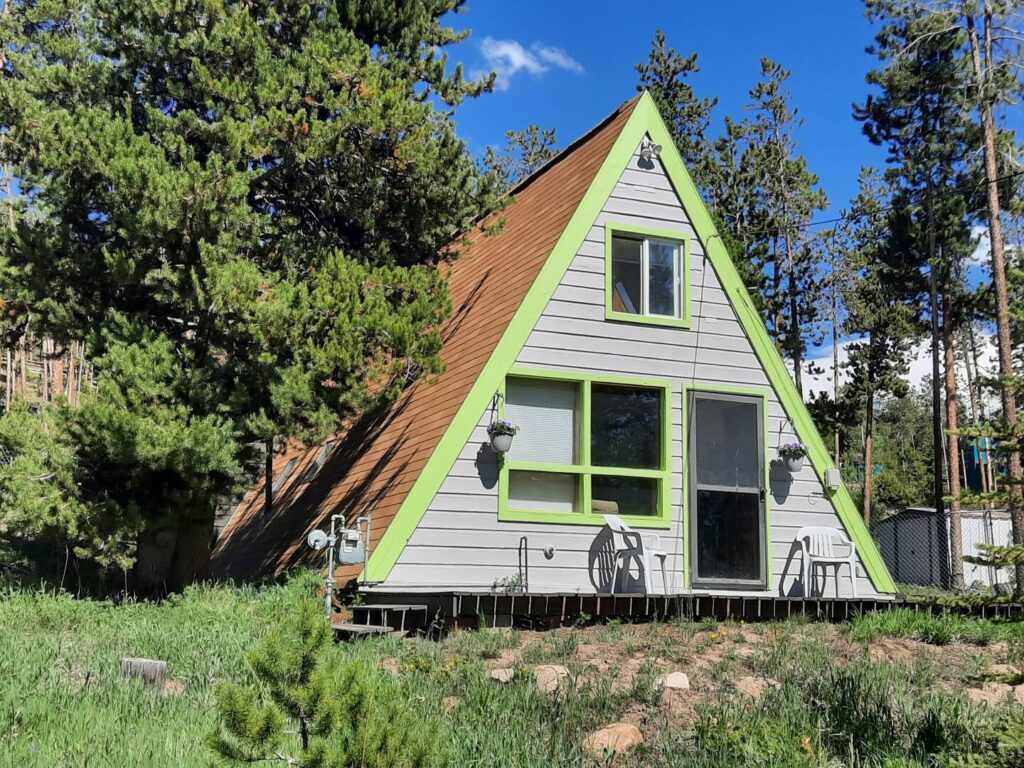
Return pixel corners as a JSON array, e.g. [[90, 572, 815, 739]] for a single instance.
[[603, 514, 669, 595], [796, 526, 858, 598]]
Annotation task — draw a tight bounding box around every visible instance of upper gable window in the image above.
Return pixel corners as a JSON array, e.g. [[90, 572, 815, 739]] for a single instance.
[[605, 225, 689, 328]]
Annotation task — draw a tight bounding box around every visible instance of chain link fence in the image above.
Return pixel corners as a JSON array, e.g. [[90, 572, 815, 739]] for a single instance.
[[872, 505, 1015, 595]]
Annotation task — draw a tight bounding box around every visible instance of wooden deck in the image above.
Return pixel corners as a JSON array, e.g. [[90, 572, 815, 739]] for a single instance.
[[355, 591, 1024, 631]]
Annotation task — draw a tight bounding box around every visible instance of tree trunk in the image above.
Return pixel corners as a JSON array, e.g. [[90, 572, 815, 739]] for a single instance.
[[966, 6, 1024, 592], [863, 388, 876, 528], [928, 252, 946, 560], [943, 293, 964, 590]]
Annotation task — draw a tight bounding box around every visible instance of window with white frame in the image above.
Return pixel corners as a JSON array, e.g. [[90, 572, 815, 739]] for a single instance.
[[500, 374, 671, 524], [609, 233, 683, 320]]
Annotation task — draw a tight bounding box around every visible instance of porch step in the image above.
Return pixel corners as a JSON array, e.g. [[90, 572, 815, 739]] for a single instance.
[[352, 604, 430, 633], [332, 622, 401, 641]]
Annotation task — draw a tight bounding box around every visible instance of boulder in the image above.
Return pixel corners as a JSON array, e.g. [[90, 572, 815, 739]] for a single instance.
[[533, 664, 569, 693], [655, 671, 690, 690], [583, 723, 643, 758], [490, 667, 515, 684]]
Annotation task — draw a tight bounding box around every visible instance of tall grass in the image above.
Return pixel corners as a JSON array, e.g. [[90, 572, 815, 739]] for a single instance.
[[2, 580, 1022, 766]]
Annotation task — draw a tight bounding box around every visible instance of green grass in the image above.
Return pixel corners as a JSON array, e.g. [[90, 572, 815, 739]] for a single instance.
[[846, 608, 1024, 646], [2, 578, 1024, 766]]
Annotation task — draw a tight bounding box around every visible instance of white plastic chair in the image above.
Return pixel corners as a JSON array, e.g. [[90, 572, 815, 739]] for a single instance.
[[796, 526, 858, 598], [603, 514, 669, 595]]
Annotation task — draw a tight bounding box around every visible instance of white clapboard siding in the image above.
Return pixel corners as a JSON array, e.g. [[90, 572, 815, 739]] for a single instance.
[[382, 139, 883, 599]]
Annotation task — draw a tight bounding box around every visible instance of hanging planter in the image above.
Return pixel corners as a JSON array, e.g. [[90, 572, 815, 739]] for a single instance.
[[488, 419, 519, 454], [779, 442, 807, 473]]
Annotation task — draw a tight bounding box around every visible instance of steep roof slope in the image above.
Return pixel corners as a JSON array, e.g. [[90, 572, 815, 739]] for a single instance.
[[211, 95, 642, 581]]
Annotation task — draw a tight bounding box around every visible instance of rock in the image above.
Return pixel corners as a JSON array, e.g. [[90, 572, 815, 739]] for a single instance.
[[655, 671, 690, 690], [988, 664, 1020, 676], [380, 658, 401, 676], [442, 696, 460, 712], [533, 664, 569, 693], [583, 723, 644, 758], [490, 667, 515, 684], [734, 676, 780, 698]]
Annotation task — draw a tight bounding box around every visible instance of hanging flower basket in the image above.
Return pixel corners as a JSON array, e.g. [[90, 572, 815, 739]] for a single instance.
[[488, 419, 518, 454], [779, 442, 807, 473]]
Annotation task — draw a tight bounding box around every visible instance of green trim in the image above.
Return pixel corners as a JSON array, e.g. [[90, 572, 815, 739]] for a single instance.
[[604, 222, 692, 328], [682, 382, 772, 590], [367, 91, 896, 594], [497, 369, 673, 530]]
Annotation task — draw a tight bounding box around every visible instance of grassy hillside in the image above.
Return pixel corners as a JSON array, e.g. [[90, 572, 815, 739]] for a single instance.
[[2, 574, 1024, 766]]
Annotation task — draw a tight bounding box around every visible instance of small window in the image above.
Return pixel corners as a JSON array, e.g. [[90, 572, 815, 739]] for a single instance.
[[609, 231, 684, 322], [299, 440, 335, 484], [271, 458, 297, 493]]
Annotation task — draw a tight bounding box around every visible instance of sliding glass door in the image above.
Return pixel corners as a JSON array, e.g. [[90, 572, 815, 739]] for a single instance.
[[688, 390, 766, 589]]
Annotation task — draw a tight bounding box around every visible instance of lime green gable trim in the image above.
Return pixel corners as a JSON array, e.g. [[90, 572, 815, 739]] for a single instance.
[[647, 104, 896, 594], [497, 367, 672, 530], [604, 222, 692, 328], [367, 92, 896, 594], [364, 99, 656, 581], [682, 382, 772, 590]]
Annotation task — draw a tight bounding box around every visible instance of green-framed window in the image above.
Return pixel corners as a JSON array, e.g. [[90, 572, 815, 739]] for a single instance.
[[497, 368, 673, 529], [604, 222, 691, 328]]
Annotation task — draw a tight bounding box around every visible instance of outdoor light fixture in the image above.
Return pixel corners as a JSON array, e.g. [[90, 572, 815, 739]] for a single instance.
[[639, 136, 662, 163]]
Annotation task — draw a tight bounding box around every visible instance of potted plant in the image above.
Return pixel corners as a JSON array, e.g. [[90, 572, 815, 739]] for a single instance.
[[488, 419, 518, 454], [779, 442, 807, 473]]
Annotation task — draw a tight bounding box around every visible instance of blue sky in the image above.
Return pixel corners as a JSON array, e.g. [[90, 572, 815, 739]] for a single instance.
[[447, 1, 889, 218]]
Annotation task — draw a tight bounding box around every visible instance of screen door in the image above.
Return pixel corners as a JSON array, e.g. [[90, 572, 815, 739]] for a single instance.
[[688, 391, 766, 588]]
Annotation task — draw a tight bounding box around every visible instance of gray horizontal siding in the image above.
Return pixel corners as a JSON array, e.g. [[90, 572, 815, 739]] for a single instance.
[[384, 138, 885, 599]]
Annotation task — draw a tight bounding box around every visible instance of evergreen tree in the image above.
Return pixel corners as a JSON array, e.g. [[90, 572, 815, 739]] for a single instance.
[[0, 0, 500, 587], [483, 125, 559, 189], [857, 0, 978, 585], [210, 602, 444, 767], [635, 30, 718, 189], [741, 58, 829, 395], [837, 168, 918, 526]]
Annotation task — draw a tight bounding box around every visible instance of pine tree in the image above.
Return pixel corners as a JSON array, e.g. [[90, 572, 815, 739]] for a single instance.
[[635, 30, 718, 190], [857, 0, 978, 586], [838, 168, 919, 526], [740, 58, 829, 395], [0, 0, 500, 587], [483, 126, 559, 189], [209, 602, 444, 767]]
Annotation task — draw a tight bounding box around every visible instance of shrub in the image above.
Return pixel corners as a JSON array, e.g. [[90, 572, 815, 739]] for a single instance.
[[209, 601, 446, 767]]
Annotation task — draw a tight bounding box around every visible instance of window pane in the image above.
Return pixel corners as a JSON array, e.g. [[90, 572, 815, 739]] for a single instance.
[[648, 241, 678, 317], [591, 475, 658, 517], [508, 471, 578, 513], [695, 489, 761, 581], [693, 396, 760, 488], [611, 236, 642, 314], [504, 378, 578, 464], [591, 384, 662, 469]]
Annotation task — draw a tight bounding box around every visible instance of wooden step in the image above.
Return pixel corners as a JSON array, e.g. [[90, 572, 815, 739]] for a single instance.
[[332, 622, 396, 641], [352, 604, 430, 632]]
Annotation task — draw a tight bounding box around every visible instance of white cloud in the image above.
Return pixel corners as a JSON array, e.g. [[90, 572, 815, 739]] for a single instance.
[[478, 37, 583, 91], [968, 224, 990, 266], [804, 335, 1001, 413]]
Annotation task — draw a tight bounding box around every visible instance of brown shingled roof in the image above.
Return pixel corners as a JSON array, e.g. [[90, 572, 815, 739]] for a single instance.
[[210, 95, 641, 583]]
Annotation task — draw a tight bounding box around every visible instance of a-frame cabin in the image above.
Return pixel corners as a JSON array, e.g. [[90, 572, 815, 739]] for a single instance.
[[212, 93, 896, 607]]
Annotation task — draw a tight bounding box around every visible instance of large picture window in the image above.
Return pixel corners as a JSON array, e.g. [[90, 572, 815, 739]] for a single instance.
[[605, 223, 689, 328], [499, 371, 672, 528]]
